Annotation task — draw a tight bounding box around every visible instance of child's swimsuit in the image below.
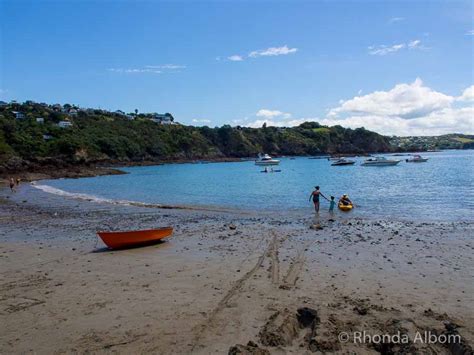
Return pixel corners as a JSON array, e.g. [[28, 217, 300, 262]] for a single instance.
[[329, 201, 336, 210]]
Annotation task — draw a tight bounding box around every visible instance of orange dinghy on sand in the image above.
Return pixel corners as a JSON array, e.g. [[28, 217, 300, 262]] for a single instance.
[[97, 227, 173, 249]]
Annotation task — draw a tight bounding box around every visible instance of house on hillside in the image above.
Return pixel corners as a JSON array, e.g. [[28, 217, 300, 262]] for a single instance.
[[36, 117, 44, 124], [68, 108, 78, 116], [43, 134, 53, 141], [12, 111, 25, 120], [58, 120, 73, 128], [151, 113, 175, 124]]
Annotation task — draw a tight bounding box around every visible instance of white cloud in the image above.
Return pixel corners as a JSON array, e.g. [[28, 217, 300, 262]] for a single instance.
[[328, 78, 453, 119], [408, 40, 421, 48], [256, 109, 291, 119], [368, 39, 423, 56], [241, 81, 473, 136], [388, 17, 405, 23], [108, 68, 162, 74], [319, 107, 474, 136], [368, 43, 405, 56], [222, 45, 298, 63], [228, 55, 244, 62], [192, 118, 211, 124], [247, 118, 307, 128], [323, 79, 473, 136], [466, 30, 474, 35], [108, 64, 185, 74], [249, 45, 298, 58], [145, 64, 186, 69], [457, 85, 474, 102], [244, 109, 297, 127]]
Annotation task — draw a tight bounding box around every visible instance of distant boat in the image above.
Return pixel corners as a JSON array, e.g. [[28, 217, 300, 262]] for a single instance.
[[308, 155, 330, 160], [406, 155, 428, 163], [255, 154, 280, 166], [331, 159, 356, 166], [361, 157, 400, 166], [97, 227, 173, 249]]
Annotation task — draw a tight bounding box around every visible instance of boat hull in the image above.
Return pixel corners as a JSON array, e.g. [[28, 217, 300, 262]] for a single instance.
[[338, 203, 353, 211], [406, 159, 428, 163], [255, 161, 280, 166], [97, 227, 173, 249], [331, 161, 355, 166], [361, 161, 400, 166]]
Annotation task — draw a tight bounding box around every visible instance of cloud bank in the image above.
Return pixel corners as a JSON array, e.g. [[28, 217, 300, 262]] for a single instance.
[[243, 79, 474, 136]]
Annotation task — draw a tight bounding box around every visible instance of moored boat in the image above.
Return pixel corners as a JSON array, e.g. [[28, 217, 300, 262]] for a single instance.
[[331, 159, 355, 166], [255, 154, 280, 166], [361, 157, 400, 166], [406, 155, 428, 163], [97, 227, 173, 249]]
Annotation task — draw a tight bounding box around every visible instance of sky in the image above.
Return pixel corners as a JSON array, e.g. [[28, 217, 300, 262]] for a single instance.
[[0, 0, 473, 136]]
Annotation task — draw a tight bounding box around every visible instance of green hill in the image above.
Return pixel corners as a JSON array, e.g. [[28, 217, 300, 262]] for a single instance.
[[0, 101, 393, 174]]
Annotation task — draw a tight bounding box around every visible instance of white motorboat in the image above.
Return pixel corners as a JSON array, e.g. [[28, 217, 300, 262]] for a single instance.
[[331, 158, 356, 166], [361, 157, 400, 166], [255, 154, 280, 166], [406, 155, 428, 163]]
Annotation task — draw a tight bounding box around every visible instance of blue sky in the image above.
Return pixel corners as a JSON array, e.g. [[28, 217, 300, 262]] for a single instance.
[[1, 0, 473, 135]]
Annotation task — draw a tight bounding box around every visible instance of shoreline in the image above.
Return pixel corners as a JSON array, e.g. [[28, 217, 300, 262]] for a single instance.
[[1, 148, 453, 184], [1, 184, 473, 353]]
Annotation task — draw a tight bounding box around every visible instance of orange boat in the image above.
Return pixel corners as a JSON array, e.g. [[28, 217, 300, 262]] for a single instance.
[[97, 227, 173, 249]]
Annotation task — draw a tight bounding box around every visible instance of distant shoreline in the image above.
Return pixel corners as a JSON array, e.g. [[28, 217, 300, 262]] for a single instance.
[[0, 149, 451, 184]]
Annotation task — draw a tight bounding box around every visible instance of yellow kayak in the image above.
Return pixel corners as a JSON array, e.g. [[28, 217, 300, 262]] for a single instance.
[[338, 203, 353, 211]]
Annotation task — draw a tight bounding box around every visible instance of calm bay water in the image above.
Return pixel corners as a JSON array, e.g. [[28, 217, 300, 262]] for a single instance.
[[37, 150, 473, 221]]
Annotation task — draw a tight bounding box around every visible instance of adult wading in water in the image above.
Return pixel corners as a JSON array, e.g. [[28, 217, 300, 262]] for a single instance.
[[309, 186, 329, 213]]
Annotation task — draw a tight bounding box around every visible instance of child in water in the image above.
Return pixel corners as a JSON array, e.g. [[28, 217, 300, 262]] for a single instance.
[[329, 196, 336, 212]]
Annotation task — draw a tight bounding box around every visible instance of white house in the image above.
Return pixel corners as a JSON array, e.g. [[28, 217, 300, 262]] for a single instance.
[[12, 111, 25, 119], [43, 134, 53, 141], [151, 113, 175, 124], [36, 117, 44, 124], [68, 109, 78, 116], [58, 120, 73, 128]]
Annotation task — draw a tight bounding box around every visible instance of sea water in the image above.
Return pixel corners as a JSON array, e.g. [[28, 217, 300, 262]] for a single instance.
[[36, 150, 474, 221]]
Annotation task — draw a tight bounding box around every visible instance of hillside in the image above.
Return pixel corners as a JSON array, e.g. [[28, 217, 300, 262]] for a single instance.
[[0, 101, 394, 174], [390, 134, 474, 151]]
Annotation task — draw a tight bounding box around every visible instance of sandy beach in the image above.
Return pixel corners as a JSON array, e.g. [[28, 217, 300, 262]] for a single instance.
[[0, 183, 473, 354]]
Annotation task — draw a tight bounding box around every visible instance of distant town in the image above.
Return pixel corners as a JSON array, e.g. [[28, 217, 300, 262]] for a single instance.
[[0, 100, 176, 130]]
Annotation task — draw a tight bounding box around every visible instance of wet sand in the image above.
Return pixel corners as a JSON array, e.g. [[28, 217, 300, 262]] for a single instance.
[[0, 184, 473, 354]]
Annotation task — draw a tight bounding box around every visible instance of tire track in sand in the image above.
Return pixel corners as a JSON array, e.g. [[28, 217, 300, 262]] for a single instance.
[[190, 233, 277, 351], [280, 239, 315, 289], [267, 231, 280, 285]]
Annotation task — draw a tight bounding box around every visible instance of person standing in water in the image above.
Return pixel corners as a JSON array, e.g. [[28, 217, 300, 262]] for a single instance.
[[329, 196, 336, 213], [9, 178, 16, 192], [309, 186, 329, 213]]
